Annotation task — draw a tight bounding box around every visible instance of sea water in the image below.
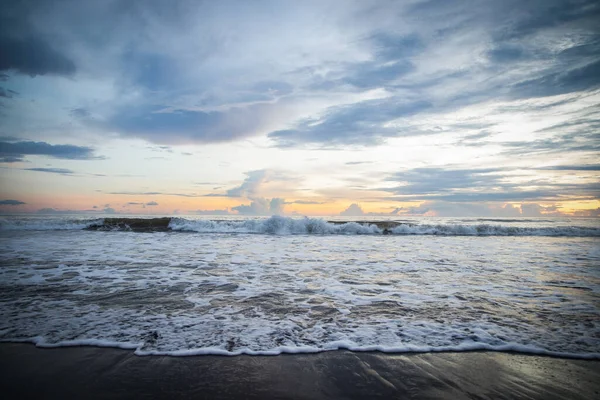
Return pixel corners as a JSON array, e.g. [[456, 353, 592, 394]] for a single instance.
[[0, 215, 598, 357]]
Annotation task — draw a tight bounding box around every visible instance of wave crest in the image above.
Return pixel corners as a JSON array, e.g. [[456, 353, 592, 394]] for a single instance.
[[1, 216, 598, 236]]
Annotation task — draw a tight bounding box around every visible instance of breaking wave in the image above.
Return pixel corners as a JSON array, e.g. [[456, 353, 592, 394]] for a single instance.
[[1, 216, 599, 236]]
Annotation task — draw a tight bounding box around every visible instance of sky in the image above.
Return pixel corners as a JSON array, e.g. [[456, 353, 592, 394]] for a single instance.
[[0, 0, 599, 217]]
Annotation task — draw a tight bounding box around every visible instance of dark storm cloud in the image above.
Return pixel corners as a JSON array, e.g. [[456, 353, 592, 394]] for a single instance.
[[0, 199, 25, 205], [0, 1, 76, 77], [0, 140, 101, 162]]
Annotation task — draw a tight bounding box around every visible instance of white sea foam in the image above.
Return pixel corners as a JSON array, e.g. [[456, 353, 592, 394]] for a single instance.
[[2, 337, 599, 359], [1, 219, 599, 358]]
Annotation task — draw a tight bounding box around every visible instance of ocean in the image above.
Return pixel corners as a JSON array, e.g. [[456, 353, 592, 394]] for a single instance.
[[1, 215, 599, 358]]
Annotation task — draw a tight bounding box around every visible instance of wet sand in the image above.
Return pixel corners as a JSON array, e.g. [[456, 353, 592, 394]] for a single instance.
[[1, 344, 599, 399]]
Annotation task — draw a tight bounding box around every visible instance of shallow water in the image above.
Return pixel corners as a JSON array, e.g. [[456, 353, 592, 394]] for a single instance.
[[0, 216, 599, 357]]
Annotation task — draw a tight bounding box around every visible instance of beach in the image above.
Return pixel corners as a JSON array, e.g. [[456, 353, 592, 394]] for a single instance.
[[1, 343, 599, 399], [1, 216, 599, 398]]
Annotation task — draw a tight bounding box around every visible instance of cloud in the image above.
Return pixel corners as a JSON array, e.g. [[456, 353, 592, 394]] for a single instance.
[[0, 2, 76, 77], [520, 203, 543, 217], [339, 203, 403, 217], [340, 203, 365, 216], [0, 87, 18, 98], [537, 164, 600, 171], [345, 161, 373, 165], [398, 200, 574, 218], [573, 207, 600, 217], [288, 200, 325, 205], [382, 166, 600, 203], [512, 60, 600, 99], [0, 35, 76, 77], [269, 99, 432, 147], [0, 199, 25, 205], [2, 0, 597, 153], [106, 101, 285, 145], [232, 197, 286, 215], [208, 169, 297, 199], [0, 140, 101, 162], [24, 167, 74, 175], [146, 201, 159, 206], [226, 170, 270, 197], [385, 167, 505, 196], [108, 191, 202, 197], [69, 108, 91, 119]]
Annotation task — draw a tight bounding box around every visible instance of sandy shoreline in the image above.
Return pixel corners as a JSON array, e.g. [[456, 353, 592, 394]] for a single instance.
[[1, 343, 599, 399]]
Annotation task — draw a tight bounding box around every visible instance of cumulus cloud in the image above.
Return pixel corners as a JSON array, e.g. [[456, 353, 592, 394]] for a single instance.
[[520, 203, 543, 217], [339, 203, 404, 217], [340, 203, 365, 216], [232, 198, 286, 215]]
